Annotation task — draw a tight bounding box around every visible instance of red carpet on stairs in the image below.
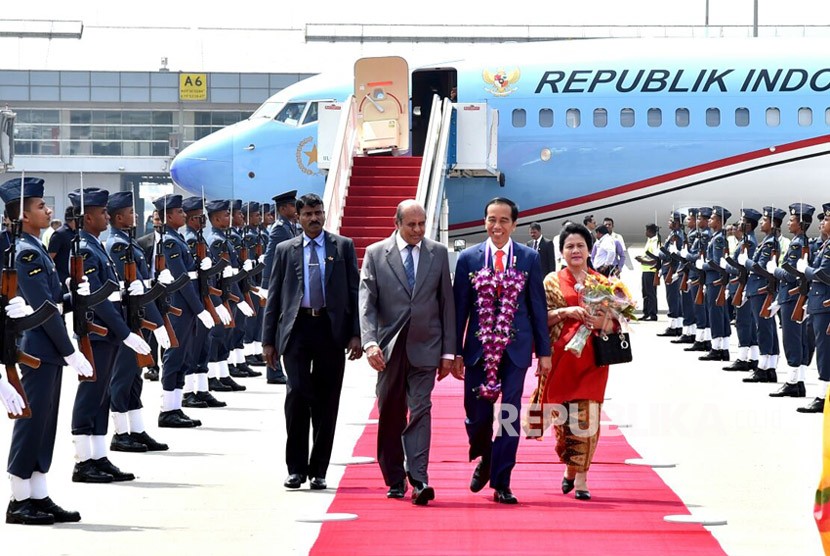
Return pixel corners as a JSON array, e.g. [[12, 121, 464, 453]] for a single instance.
[[311, 372, 726, 555]]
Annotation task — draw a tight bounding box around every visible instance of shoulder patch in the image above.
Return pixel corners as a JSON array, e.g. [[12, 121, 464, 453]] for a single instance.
[[111, 243, 127, 253], [81, 251, 91, 260], [211, 239, 225, 249], [27, 267, 44, 276], [85, 266, 97, 275], [119, 255, 128, 262], [19, 251, 37, 263], [164, 240, 176, 249]]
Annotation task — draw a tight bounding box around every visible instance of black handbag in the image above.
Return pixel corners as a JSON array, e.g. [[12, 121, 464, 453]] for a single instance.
[[593, 332, 633, 366]]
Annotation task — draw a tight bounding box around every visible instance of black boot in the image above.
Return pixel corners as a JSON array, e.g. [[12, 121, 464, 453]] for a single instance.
[[769, 381, 806, 398], [31, 497, 81, 523], [671, 334, 696, 344], [722, 360, 750, 371], [208, 377, 232, 392], [220, 376, 246, 391], [5, 499, 55, 525], [130, 431, 169, 451], [195, 391, 227, 408], [182, 392, 209, 408], [110, 432, 149, 453], [684, 341, 708, 352]]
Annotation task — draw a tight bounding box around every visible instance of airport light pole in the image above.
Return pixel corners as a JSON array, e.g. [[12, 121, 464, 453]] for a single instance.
[[753, 0, 758, 37]]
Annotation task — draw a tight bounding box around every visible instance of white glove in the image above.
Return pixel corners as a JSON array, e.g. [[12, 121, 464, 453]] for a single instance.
[[680, 247, 689, 258], [222, 265, 234, 278], [65, 350, 93, 378], [766, 260, 777, 274], [796, 258, 808, 273], [243, 259, 254, 272], [719, 257, 728, 269], [737, 252, 748, 265], [5, 296, 33, 319], [66, 277, 91, 296], [197, 309, 216, 329], [668, 244, 678, 254], [258, 254, 266, 265], [237, 301, 255, 317], [669, 272, 680, 284], [157, 268, 175, 286], [253, 286, 268, 300], [215, 304, 233, 325], [200, 257, 213, 271], [128, 280, 144, 296], [695, 259, 703, 270], [0, 376, 25, 416], [153, 326, 171, 349], [768, 300, 780, 318], [123, 332, 152, 355]]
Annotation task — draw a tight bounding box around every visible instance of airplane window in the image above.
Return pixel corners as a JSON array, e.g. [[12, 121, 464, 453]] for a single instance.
[[798, 107, 813, 126], [251, 101, 284, 120], [539, 109, 553, 128], [620, 108, 635, 128], [303, 102, 319, 126], [706, 108, 720, 127], [566, 109, 580, 128], [275, 102, 307, 126], [512, 109, 527, 128], [826, 108, 830, 125], [675, 108, 690, 127], [735, 108, 750, 127], [766, 107, 780, 127], [647, 108, 662, 127], [593, 108, 607, 128]]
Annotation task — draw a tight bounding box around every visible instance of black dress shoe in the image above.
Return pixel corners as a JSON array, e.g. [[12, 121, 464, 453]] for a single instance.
[[158, 409, 199, 428], [5, 499, 55, 525], [671, 334, 696, 344], [722, 360, 750, 371], [220, 376, 246, 391], [93, 457, 134, 482], [110, 432, 149, 453], [237, 362, 262, 377], [228, 364, 247, 378], [411, 483, 435, 506], [246, 355, 266, 367], [575, 489, 592, 501], [387, 481, 408, 499], [31, 497, 81, 523], [699, 350, 728, 361], [176, 410, 201, 427], [684, 341, 708, 352], [143, 368, 159, 381], [656, 327, 681, 337], [267, 375, 287, 385], [284, 474, 307, 489], [130, 431, 169, 451], [561, 477, 575, 494], [769, 381, 806, 398], [182, 392, 209, 408], [208, 377, 233, 392], [493, 488, 518, 504], [766, 369, 778, 383], [470, 460, 491, 493], [743, 369, 776, 383], [72, 460, 114, 483], [195, 391, 227, 408], [310, 477, 327, 490], [797, 397, 826, 413]]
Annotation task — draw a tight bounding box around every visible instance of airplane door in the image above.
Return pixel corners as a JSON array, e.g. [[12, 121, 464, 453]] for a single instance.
[[354, 56, 410, 153], [411, 68, 457, 156]]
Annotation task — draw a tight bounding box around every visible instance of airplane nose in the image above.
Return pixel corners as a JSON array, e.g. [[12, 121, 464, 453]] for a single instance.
[[170, 129, 235, 197]]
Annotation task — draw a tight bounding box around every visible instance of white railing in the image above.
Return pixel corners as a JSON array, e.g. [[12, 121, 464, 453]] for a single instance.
[[322, 95, 358, 233], [416, 95, 454, 241]]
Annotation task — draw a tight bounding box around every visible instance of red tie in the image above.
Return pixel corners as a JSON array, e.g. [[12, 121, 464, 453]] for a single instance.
[[494, 250, 505, 273]]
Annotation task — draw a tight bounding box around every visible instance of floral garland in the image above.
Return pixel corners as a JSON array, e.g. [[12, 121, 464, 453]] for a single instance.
[[470, 266, 527, 402]]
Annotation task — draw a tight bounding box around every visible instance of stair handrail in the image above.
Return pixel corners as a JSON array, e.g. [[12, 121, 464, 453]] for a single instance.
[[416, 94, 443, 208], [422, 97, 453, 241], [323, 95, 358, 234]]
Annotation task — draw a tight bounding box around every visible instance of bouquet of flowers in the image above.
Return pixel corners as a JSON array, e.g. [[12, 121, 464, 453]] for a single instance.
[[565, 274, 637, 357]]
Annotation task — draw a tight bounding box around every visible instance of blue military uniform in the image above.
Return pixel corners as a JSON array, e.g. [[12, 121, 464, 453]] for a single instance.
[[673, 212, 699, 345], [241, 201, 267, 371], [723, 209, 759, 372], [683, 208, 712, 352], [797, 202, 830, 412], [3, 177, 84, 525], [699, 206, 733, 362], [656, 212, 684, 337]]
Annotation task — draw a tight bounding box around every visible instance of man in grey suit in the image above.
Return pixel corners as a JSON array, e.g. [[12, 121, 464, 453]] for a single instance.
[[359, 200, 456, 506], [262, 193, 362, 491]]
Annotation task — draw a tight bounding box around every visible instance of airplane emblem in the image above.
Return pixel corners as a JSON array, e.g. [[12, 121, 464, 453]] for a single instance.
[[482, 67, 520, 97]]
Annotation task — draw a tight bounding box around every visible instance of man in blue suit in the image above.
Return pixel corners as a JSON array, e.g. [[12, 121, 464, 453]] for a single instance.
[[452, 197, 551, 505]]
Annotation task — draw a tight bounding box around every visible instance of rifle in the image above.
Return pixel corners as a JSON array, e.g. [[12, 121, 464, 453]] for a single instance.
[[196, 195, 229, 325], [751, 261, 779, 319], [781, 262, 810, 324], [255, 219, 267, 308], [153, 212, 190, 348], [706, 260, 729, 307], [70, 184, 118, 382], [1, 180, 60, 419], [725, 255, 748, 307], [815, 271, 830, 330], [218, 228, 249, 328], [668, 251, 690, 292]]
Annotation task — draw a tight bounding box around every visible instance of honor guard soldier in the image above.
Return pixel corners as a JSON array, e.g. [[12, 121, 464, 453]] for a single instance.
[[179, 196, 227, 409], [723, 209, 760, 372], [204, 199, 252, 392], [796, 203, 830, 412], [656, 211, 685, 337], [242, 201, 268, 368], [104, 191, 170, 451], [3, 177, 93, 525], [261, 190, 298, 384], [684, 207, 713, 352], [767, 203, 815, 398], [69, 187, 152, 484], [155, 194, 222, 427], [227, 200, 258, 378], [698, 206, 732, 362], [672, 210, 699, 345], [742, 206, 785, 384]]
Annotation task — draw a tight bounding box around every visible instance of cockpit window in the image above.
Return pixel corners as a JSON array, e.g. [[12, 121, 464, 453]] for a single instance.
[[251, 101, 284, 120], [275, 102, 307, 126], [303, 102, 319, 126]]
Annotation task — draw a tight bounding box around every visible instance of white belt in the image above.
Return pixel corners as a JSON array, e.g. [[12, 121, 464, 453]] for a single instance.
[[188, 271, 198, 280]]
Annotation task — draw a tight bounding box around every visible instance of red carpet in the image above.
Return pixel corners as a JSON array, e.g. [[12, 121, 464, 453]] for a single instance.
[[312, 373, 726, 555]]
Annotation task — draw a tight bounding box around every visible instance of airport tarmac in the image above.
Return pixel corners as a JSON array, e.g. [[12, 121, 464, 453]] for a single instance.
[[0, 248, 824, 555]]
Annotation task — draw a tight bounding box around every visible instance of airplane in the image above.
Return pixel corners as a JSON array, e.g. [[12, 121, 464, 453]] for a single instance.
[[170, 37, 830, 241]]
